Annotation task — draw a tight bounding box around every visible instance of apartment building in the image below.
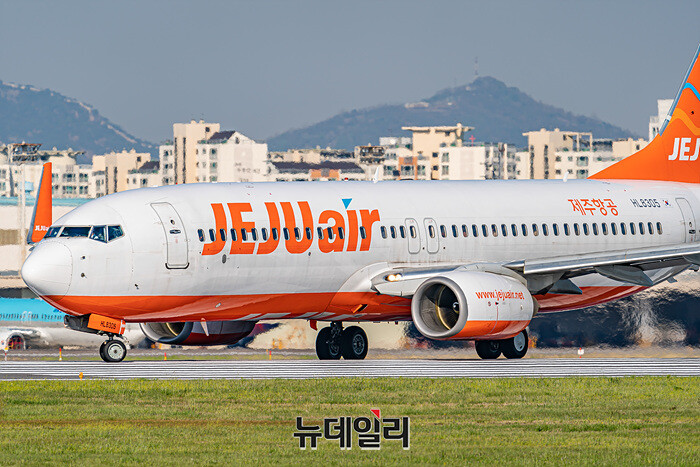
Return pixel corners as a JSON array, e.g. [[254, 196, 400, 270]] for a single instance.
[[92, 150, 151, 195], [172, 120, 220, 184], [197, 131, 268, 183], [402, 124, 472, 179]]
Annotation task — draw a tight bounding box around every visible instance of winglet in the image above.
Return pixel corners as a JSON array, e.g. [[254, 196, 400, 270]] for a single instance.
[[27, 162, 53, 243]]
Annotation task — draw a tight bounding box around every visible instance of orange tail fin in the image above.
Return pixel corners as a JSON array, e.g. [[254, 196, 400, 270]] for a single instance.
[[27, 162, 53, 243], [591, 45, 700, 183]]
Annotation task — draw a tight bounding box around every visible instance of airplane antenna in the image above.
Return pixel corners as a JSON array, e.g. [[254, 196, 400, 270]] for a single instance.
[[372, 166, 380, 183], [563, 170, 569, 182]]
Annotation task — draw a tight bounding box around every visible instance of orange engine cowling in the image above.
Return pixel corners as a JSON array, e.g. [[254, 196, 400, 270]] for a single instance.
[[411, 271, 537, 340], [139, 321, 256, 346]]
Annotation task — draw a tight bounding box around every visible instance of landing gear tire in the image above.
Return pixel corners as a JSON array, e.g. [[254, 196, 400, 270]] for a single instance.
[[475, 340, 501, 359], [501, 330, 528, 359], [101, 339, 127, 363], [315, 326, 342, 360], [340, 326, 368, 360]]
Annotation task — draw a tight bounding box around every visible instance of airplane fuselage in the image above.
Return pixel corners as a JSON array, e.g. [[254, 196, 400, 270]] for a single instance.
[[21, 179, 699, 323]]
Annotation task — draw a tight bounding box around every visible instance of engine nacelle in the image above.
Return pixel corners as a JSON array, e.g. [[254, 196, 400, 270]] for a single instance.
[[411, 271, 536, 340], [139, 320, 256, 346]]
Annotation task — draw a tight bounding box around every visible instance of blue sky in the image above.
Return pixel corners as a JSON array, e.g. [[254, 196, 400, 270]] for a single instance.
[[1, 0, 699, 142]]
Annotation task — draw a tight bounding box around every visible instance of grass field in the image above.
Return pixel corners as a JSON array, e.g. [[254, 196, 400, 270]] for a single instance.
[[0, 377, 698, 465]]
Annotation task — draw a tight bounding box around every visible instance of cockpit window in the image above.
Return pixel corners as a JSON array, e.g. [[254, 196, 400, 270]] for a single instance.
[[108, 225, 124, 241], [60, 226, 91, 238], [89, 225, 107, 243], [44, 226, 61, 238]]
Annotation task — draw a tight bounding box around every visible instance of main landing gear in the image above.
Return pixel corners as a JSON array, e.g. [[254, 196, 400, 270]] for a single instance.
[[99, 338, 127, 363], [475, 329, 529, 360], [315, 322, 368, 360]]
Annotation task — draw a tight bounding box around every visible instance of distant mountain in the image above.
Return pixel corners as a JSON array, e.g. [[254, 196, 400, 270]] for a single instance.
[[0, 81, 155, 163], [268, 76, 638, 150]]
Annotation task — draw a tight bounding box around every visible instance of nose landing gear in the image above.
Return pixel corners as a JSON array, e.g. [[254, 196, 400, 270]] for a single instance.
[[315, 322, 368, 360]]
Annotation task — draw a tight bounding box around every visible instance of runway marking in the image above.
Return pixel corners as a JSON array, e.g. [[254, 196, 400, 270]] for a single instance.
[[0, 358, 698, 380]]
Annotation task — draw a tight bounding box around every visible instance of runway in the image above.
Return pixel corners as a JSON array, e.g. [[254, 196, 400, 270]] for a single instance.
[[1, 358, 698, 380]]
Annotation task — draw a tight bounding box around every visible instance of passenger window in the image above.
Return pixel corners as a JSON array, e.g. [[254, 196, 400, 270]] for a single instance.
[[338, 227, 345, 240], [399, 226, 406, 238], [380, 226, 387, 239], [107, 225, 124, 241], [552, 224, 559, 236], [440, 225, 447, 238], [620, 223, 626, 235], [501, 224, 508, 237], [592, 223, 599, 235], [491, 224, 498, 237], [90, 226, 107, 243], [542, 224, 549, 236], [563, 224, 570, 236], [511, 224, 518, 237], [294, 227, 301, 240], [472, 225, 479, 237], [532, 224, 539, 236], [611, 223, 617, 235], [283, 228, 290, 241], [574, 223, 580, 236], [230, 228, 238, 241], [601, 223, 608, 235], [427, 225, 434, 238], [327, 227, 334, 240], [360, 226, 367, 239], [45, 226, 61, 238], [317, 227, 324, 240], [583, 223, 589, 235], [208, 229, 215, 242], [639, 222, 645, 235], [521, 224, 528, 236], [305, 227, 312, 240], [272, 228, 279, 241], [648, 222, 654, 235], [410, 225, 417, 238], [252, 229, 258, 241], [482, 224, 488, 237], [262, 228, 269, 241], [462, 224, 468, 237], [219, 228, 226, 241], [657, 222, 663, 234], [60, 226, 91, 238], [241, 229, 248, 241], [452, 225, 458, 237], [629, 222, 636, 235], [392, 226, 398, 239], [197, 229, 205, 242]]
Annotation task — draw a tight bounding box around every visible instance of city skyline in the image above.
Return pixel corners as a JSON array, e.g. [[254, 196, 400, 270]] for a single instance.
[[1, 0, 699, 144]]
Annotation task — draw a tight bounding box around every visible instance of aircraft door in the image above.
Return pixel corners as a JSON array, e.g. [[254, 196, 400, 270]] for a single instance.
[[424, 218, 439, 254], [151, 202, 189, 269], [405, 218, 421, 254], [676, 198, 697, 242]]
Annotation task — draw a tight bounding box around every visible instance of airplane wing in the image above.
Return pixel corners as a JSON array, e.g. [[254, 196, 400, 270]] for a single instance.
[[371, 241, 700, 297]]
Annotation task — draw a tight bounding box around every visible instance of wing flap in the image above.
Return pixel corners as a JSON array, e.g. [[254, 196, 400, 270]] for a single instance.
[[504, 242, 700, 276]]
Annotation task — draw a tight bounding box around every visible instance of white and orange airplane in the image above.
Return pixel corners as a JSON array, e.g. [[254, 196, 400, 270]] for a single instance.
[[20, 45, 700, 362]]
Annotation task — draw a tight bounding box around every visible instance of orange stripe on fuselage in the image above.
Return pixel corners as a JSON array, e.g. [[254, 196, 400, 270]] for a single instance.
[[43, 286, 644, 323]]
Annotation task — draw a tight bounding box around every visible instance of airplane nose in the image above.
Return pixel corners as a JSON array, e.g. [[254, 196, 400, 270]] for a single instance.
[[21, 242, 73, 299]]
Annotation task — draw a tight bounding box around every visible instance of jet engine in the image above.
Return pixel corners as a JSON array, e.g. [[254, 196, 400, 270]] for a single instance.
[[139, 320, 256, 346], [411, 271, 536, 340]]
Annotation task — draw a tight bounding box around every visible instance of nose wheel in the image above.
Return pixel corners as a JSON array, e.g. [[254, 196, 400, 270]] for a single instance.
[[315, 323, 368, 360], [99, 339, 127, 362]]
